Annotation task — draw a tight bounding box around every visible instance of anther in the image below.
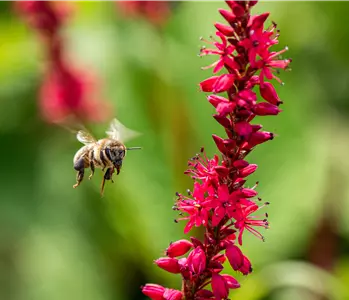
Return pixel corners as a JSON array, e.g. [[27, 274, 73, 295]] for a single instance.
[[265, 202, 270, 205], [265, 213, 269, 218], [174, 219, 178, 223], [186, 189, 191, 195], [285, 46, 289, 51], [258, 197, 262, 201], [175, 192, 180, 197], [200, 147, 204, 153]]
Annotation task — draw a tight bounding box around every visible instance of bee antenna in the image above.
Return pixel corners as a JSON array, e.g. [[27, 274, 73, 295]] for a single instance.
[[126, 147, 142, 150]]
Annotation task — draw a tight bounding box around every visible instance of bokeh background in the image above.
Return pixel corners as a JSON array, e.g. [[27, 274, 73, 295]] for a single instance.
[[1, 1, 349, 300]]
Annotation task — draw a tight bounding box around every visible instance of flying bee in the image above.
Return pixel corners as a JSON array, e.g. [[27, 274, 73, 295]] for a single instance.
[[73, 118, 141, 195]]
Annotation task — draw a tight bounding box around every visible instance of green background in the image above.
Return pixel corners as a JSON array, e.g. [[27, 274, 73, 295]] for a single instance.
[[1, 1, 349, 299]]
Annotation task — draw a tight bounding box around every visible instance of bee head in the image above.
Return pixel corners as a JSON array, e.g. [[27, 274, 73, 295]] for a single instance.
[[105, 142, 126, 166]]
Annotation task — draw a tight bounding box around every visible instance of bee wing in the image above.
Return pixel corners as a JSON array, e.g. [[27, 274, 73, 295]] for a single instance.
[[76, 130, 97, 145], [106, 118, 140, 143]]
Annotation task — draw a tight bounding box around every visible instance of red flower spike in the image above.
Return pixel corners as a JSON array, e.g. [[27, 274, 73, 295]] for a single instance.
[[142, 284, 166, 300], [16, 1, 110, 124], [187, 247, 206, 275], [166, 239, 193, 258], [212, 273, 229, 300], [155, 257, 181, 274], [144, 0, 290, 298]]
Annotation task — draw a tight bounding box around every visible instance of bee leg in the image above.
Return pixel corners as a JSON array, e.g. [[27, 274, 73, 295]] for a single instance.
[[100, 167, 114, 195], [115, 160, 123, 175], [73, 169, 84, 188], [110, 167, 115, 183], [89, 162, 95, 180], [73, 158, 85, 188]]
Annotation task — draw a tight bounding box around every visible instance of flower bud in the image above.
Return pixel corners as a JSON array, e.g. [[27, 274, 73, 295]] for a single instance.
[[214, 166, 229, 177], [239, 188, 258, 198], [214, 22, 234, 36], [187, 247, 206, 275], [239, 255, 253, 275], [155, 257, 181, 274], [190, 237, 204, 248], [163, 289, 183, 300], [199, 76, 219, 92], [233, 159, 249, 169], [251, 124, 263, 132], [248, 12, 270, 29], [239, 164, 257, 178], [248, 131, 274, 147], [254, 102, 281, 116], [260, 82, 282, 105], [142, 283, 165, 300], [212, 134, 226, 154], [225, 244, 244, 270], [213, 115, 231, 128], [213, 74, 235, 93], [235, 121, 252, 137], [219, 9, 236, 23], [221, 274, 240, 289], [166, 239, 193, 257], [233, 4, 245, 17], [212, 273, 229, 300]]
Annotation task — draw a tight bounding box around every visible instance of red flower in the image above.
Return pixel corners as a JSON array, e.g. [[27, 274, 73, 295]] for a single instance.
[[143, 0, 290, 298], [176, 182, 215, 233], [40, 68, 111, 123], [211, 184, 236, 226], [232, 203, 269, 245], [16, 1, 111, 124]]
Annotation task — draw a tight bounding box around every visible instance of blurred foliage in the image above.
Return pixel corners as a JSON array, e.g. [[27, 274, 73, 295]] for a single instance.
[[1, 2, 349, 300]]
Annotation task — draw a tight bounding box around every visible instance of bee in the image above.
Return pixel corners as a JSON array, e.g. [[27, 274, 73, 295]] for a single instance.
[[73, 118, 141, 195]]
